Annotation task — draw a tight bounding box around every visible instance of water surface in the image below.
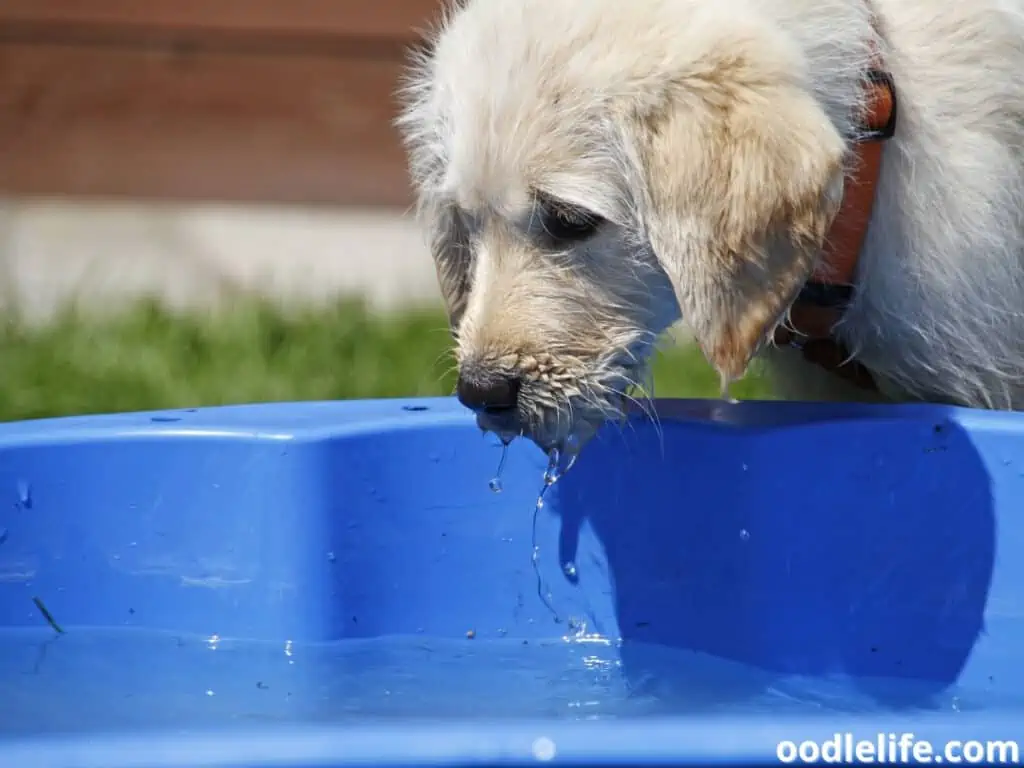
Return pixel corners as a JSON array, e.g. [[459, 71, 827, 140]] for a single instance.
[[1, 628, 1015, 736]]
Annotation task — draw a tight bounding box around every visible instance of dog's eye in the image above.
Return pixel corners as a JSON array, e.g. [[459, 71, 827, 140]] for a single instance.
[[537, 199, 604, 243]]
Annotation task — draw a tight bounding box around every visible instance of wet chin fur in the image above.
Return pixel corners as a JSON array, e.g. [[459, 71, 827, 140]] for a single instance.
[[476, 397, 615, 457]]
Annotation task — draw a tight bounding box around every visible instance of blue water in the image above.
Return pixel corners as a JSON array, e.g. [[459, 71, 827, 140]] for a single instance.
[[0, 628, 1017, 736]]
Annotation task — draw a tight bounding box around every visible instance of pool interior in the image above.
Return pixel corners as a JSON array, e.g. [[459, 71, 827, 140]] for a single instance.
[[1, 397, 1024, 738]]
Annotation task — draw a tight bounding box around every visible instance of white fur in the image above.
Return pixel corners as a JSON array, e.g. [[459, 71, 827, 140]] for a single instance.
[[397, 0, 1024, 452]]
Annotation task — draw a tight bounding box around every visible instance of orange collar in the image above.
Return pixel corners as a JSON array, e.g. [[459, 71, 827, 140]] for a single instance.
[[772, 57, 897, 390]]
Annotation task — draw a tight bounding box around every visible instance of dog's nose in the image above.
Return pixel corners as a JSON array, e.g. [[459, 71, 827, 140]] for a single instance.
[[456, 368, 521, 413]]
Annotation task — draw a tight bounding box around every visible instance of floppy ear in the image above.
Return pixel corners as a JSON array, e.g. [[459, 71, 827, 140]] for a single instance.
[[425, 200, 474, 335], [393, 35, 473, 335], [636, 80, 847, 389]]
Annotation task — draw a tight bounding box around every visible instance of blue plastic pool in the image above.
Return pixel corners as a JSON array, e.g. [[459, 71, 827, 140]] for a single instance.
[[1, 396, 1022, 766]]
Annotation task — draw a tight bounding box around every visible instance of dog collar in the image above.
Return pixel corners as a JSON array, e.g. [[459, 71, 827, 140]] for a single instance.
[[771, 56, 897, 391]]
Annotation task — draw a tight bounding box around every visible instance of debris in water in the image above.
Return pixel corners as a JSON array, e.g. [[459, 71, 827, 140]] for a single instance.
[[562, 561, 578, 580], [739, 529, 751, 541], [32, 596, 64, 634], [465, 629, 476, 639]]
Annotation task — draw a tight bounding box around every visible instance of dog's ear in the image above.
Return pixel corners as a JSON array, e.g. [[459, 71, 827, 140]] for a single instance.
[[426, 201, 474, 334], [636, 80, 847, 388]]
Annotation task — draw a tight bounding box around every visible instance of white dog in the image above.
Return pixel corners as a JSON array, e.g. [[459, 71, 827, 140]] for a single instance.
[[396, 0, 1024, 455]]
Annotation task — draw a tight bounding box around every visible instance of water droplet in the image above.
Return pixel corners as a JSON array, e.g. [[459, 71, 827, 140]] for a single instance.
[[206, 689, 215, 697], [326, 551, 337, 563], [17, 481, 31, 510], [128, 541, 137, 548], [206, 634, 220, 650], [543, 449, 562, 486], [284, 640, 293, 657], [741, 463, 748, 471], [562, 561, 578, 579], [951, 696, 961, 712], [489, 442, 509, 493], [739, 529, 751, 541]]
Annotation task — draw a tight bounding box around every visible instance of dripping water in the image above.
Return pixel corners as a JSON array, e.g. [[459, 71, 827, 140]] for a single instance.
[[483, 434, 581, 622], [719, 374, 740, 405], [530, 440, 579, 623]]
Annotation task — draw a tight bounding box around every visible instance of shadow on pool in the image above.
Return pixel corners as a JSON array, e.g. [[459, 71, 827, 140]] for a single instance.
[[550, 399, 996, 711]]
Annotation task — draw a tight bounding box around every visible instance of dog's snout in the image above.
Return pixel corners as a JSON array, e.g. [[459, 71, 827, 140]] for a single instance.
[[456, 366, 521, 413]]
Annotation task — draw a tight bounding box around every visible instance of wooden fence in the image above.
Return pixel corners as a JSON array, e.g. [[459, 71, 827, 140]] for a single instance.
[[0, 0, 441, 206]]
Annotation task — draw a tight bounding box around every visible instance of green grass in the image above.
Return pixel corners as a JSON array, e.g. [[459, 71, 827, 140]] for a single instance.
[[0, 298, 771, 423]]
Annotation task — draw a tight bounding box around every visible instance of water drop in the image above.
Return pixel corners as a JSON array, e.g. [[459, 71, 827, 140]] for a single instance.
[[489, 441, 509, 493], [206, 634, 220, 650], [206, 689, 215, 697], [284, 639, 293, 657], [739, 529, 751, 541], [543, 448, 562, 486], [562, 561, 578, 580], [326, 551, 337, 563], [951, 696, 961, 712], [17, 481, 31, 510]]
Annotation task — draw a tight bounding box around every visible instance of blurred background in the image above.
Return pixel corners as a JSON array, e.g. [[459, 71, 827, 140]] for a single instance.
[[0, 0, 767, 422]]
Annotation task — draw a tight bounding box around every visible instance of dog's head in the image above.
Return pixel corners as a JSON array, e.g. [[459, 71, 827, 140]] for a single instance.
[[397, 0, 847, 454]]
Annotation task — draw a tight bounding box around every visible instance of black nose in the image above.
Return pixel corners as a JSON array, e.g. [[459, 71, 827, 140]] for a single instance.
[[456, 369, 521, 412]]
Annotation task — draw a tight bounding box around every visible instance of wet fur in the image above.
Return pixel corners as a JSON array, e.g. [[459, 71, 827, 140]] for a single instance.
[[397, 0, 1024, 450]]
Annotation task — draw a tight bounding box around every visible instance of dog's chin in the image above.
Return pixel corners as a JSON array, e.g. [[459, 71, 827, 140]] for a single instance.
[[475, 400, 614, 459]]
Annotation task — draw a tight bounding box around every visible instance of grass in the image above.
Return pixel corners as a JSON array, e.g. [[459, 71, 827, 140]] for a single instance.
[[0, 297, 771, 423]]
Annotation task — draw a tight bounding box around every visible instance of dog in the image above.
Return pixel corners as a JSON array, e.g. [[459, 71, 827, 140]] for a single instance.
[[396, 0, 1024, 456]]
